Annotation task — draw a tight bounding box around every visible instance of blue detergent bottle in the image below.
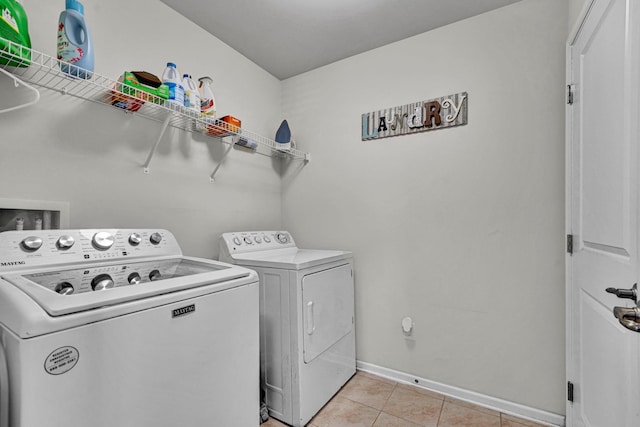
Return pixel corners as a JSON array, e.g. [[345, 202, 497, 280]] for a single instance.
[[57, 0, 93, 79]]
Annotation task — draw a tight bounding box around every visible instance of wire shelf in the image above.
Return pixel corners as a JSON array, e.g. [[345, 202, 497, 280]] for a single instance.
[[0, 37, 310, 163]]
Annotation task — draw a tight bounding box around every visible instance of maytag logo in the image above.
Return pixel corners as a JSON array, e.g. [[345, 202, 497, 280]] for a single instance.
[[1, 261, 26, 267], [172, 304, 195, 318]]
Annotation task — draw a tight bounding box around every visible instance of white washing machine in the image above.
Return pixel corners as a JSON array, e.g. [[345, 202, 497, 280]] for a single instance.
[[219, 231, 355, 427], [0, 229, 259, 427]]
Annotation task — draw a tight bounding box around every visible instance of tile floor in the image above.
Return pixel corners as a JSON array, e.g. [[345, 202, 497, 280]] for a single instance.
[[261, 371, 549, 427]]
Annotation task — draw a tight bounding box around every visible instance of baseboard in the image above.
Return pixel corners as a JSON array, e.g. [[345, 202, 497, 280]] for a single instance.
[[356, 361, 565, 427]]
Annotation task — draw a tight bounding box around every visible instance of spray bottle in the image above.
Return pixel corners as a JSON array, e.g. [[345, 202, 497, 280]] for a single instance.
[[197, 76, 216, 133]]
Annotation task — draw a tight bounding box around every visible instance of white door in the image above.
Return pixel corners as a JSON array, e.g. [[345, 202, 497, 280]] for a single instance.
[[567, 0, 640, 426]]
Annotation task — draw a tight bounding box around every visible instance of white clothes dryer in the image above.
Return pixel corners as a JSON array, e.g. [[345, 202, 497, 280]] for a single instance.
[[0, 229, 260, 427], [220, 231, 356, 427]]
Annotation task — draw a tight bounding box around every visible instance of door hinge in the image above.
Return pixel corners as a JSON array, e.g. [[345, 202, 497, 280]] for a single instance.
[[567, 234, 574, 255], [568, 381, 574, 402], [567, 84, 575, 105]]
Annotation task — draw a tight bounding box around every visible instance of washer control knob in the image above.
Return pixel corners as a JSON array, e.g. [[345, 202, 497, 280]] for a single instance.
[[243, 237, 253, 244], [129, 233, 142, 246], [276, 233, 289, 244], [91, 274, 114, 291], [254, 236, 262, 244], [233, 237, 242, 246], [21, 236, 43, 252], [92, 232, 115, 250], [149, 270, 162, 281], [56, 235, 75, 250], [54, 282, 75, 295], [150, 233, 162, 245], [263, 235, 271, 243], [128, 272, 142, 285]]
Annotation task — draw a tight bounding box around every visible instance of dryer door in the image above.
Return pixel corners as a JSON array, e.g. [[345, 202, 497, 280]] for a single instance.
[[302, 263, 354, 363]]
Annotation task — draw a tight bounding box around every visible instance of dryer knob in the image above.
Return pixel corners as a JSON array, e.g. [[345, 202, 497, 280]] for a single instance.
[[54, 282, 75, 295], [92, 232, 115, 250], [128, 272, 142, 285], [232, 237, 242, 246], [276, 233, 289, 244], [263, 235, 271, 243], [21, 236, 43, 252], [243, 237, 253, 245], [57, 235, 75, 250], [129, 233, 142, 246], [150, 233, 163, 245], [254, 236, 262, 244], [91, 274, 114, 291]]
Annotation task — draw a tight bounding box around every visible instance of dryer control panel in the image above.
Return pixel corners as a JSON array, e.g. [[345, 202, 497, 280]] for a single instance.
[[220, 230, 297, 255], [0, 229, 181, 272]]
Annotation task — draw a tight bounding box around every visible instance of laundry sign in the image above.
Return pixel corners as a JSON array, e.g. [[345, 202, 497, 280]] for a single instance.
[[361, 92, 468, 140]]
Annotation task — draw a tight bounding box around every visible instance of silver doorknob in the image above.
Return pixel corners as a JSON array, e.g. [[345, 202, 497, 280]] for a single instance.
[[606, 283, 637, 303], [613, 306, 640, 332]]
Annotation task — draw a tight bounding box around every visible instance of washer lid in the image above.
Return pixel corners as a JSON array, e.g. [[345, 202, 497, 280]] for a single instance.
[[0, 256, 251, 317], [230, 248, 352, 270]]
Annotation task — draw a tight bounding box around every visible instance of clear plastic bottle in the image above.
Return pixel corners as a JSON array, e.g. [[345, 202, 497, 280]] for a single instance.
[[161, 62, 184, 106], [182, 74, 200, 112]]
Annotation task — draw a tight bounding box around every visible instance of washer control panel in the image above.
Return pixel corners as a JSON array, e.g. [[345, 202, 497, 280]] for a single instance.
[[0, 229, 181, 272], [21, 257, 196, 296], [220, 231, 297, 254]]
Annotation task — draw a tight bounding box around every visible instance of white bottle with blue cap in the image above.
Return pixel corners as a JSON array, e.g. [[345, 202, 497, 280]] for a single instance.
[[182, 74, 200, 112], [161, 62, 184, 106], [57, 0, 94, 79]]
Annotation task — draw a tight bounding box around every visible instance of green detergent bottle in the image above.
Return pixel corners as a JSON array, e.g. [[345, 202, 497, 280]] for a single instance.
[[0, 0, 31, 67]]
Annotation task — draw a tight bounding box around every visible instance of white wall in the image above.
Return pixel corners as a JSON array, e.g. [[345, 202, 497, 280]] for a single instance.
[[282, 0, 567, 415], [0, 0, 285, 257]]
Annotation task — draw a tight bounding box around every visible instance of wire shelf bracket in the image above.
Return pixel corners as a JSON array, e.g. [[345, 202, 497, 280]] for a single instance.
[[210, 135, 238, 183], [143, 115, 172, 174]]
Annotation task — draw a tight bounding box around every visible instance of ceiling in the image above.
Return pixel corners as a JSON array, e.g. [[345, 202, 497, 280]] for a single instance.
[[160, 0, 524, 80]]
